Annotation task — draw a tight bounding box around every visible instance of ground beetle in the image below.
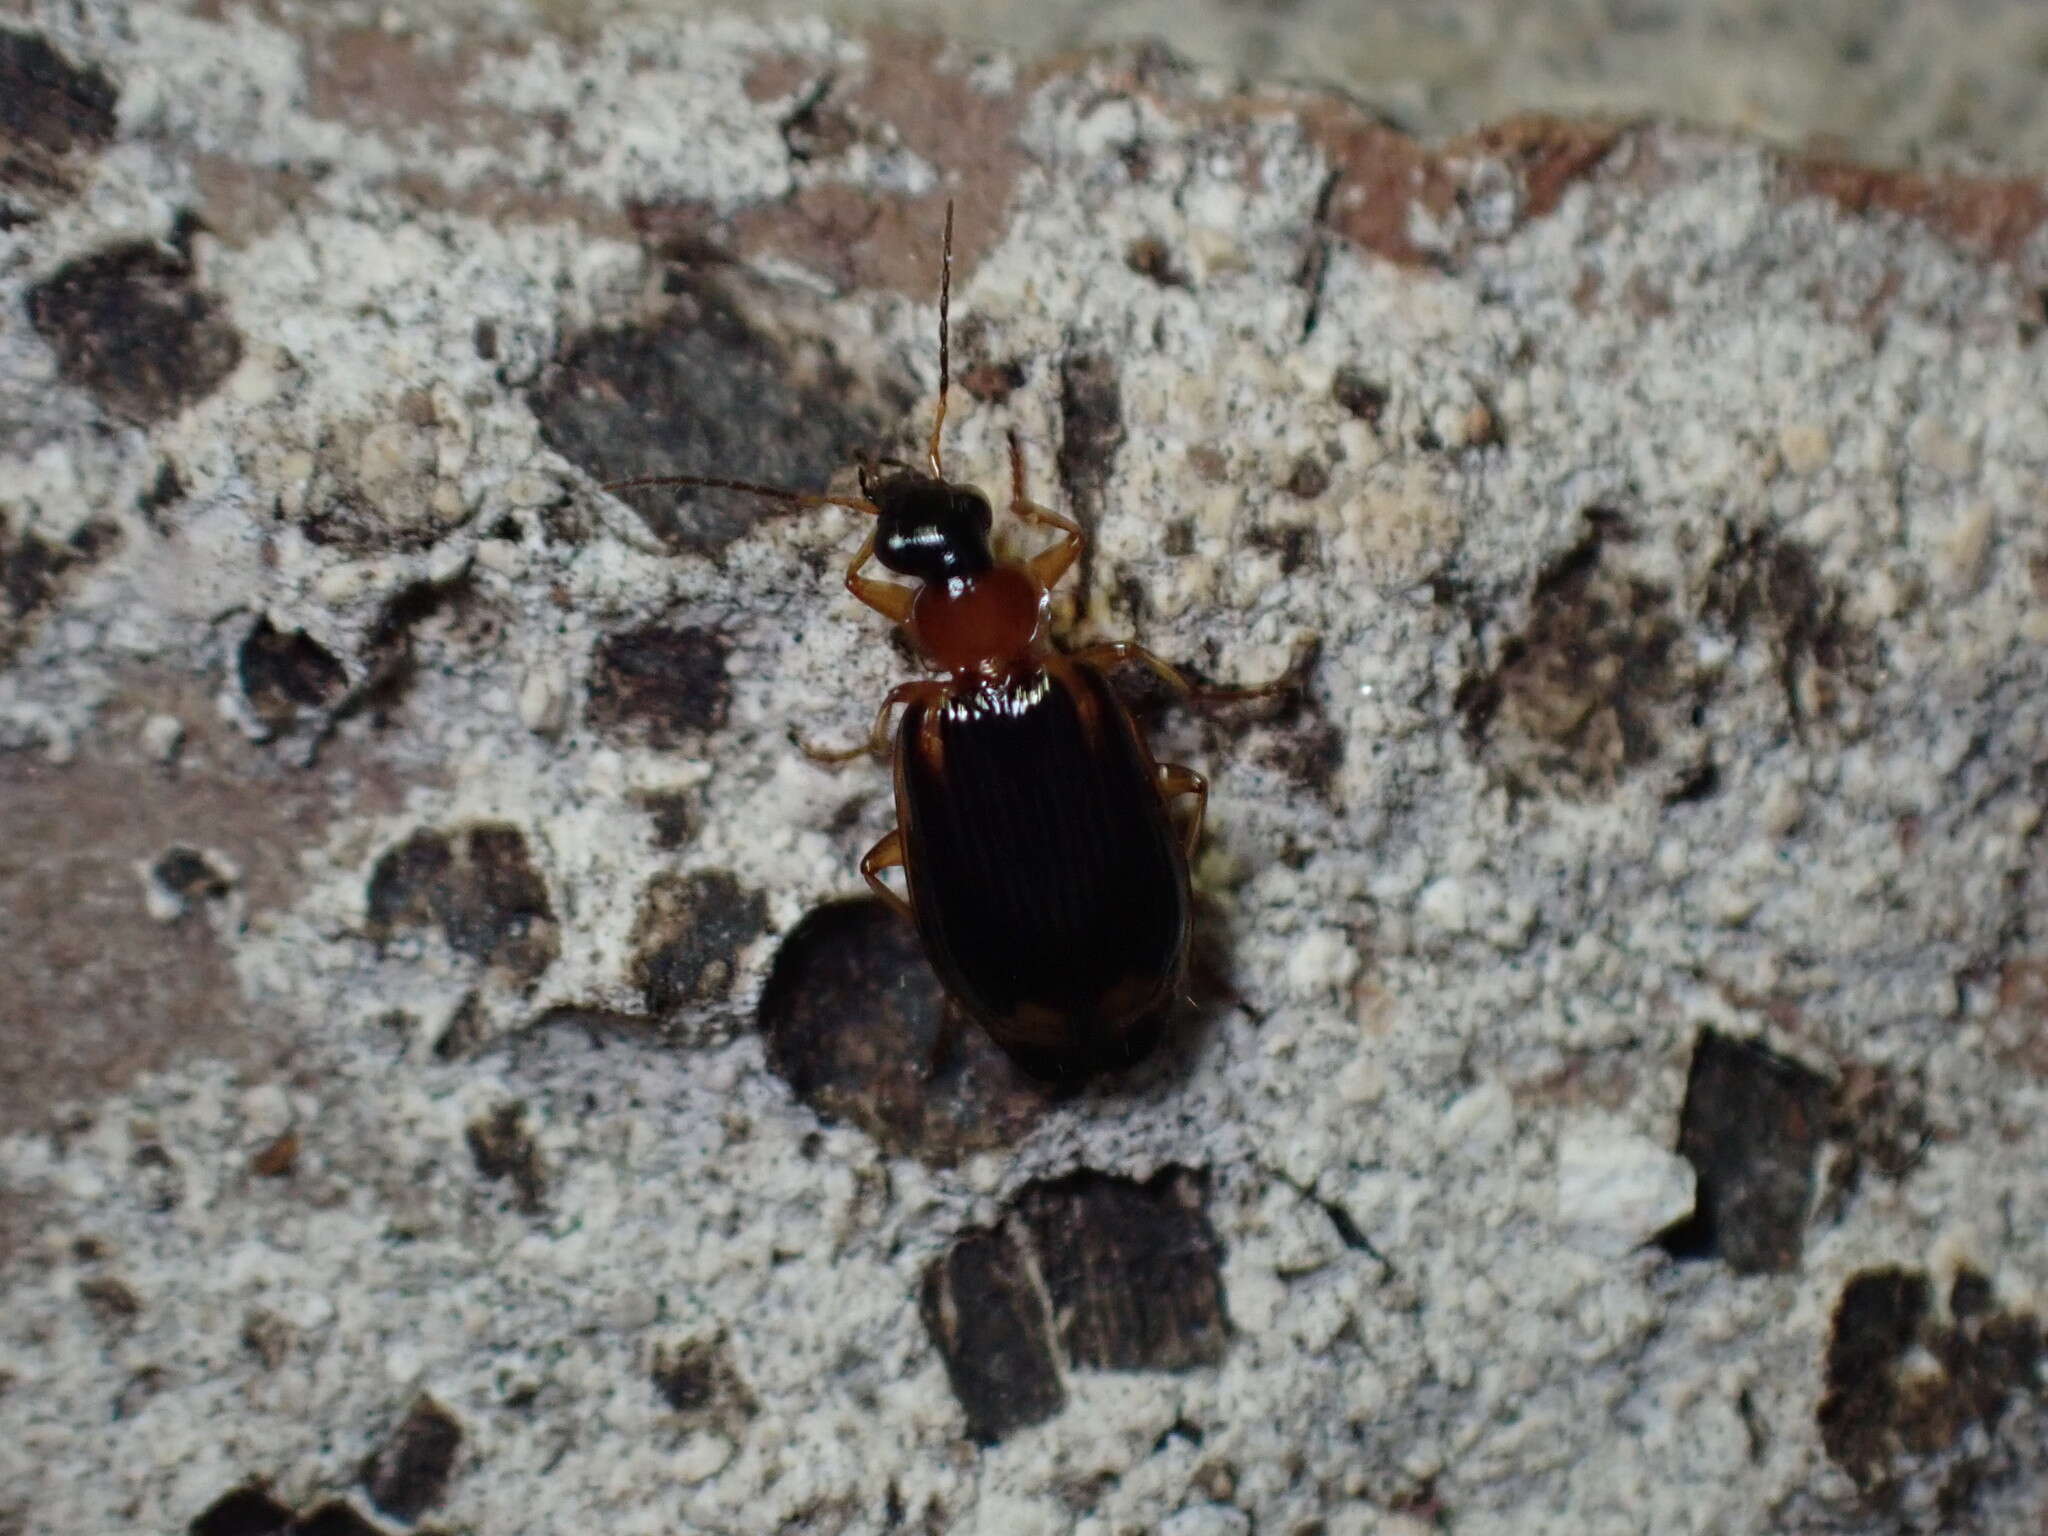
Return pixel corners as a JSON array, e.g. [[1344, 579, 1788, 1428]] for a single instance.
[[608, 206, 1289, 1081]]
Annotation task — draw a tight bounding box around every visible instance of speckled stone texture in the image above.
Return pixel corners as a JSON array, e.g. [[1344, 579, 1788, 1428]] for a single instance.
[[2, 5, 2046, 1535]]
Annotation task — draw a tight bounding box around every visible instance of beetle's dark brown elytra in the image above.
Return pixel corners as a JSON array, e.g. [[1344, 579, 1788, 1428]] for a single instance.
[[607, 204, 1288, 1081]]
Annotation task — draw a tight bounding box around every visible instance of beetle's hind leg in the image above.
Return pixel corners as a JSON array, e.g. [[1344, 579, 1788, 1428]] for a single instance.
[[1157, 763, 1209, 860], [924, 1001, 968, 1082], [860, 828, 915, 923], [1006, 430, 1085, 591]]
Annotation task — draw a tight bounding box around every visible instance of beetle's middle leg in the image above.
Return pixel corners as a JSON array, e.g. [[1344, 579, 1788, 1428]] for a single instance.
[[1071, 640, 1293, 708], [1006, 430, 1085, 591], [1157, 762, 1209, 860], [860, 828, 915, 923], [797, 680, 946, 763]]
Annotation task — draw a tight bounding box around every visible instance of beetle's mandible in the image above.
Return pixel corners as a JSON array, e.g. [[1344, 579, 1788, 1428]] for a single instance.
[[607, 204, 1290, 1081]]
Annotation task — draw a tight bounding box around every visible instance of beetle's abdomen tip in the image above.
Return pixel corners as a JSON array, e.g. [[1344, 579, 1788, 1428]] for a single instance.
[[990, 1008, 1170, 1085]]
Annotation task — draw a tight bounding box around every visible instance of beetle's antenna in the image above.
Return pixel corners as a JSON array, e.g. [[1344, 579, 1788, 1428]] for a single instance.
[[925, 198, 954, 480], [601, 472, 877, 516]]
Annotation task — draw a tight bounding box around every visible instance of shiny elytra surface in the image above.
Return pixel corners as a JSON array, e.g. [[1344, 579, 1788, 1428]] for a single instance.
[[894, 659, 1188, 1079]]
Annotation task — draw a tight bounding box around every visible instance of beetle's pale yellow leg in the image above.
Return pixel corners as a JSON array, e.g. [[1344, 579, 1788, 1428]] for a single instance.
[[860, 828, 914, 922], [1157, 762, 1209, 860]]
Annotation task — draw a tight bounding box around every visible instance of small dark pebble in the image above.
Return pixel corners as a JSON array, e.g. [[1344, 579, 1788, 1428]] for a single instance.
[[919, 1224, 1064, 1443], [359, 1395, 463, 1522], [187, 1485, 294, 1536]]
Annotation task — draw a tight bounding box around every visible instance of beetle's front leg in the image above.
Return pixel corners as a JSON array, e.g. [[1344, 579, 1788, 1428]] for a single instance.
[[1007, 430, 1085, 591], [843, 529, 916, 625]]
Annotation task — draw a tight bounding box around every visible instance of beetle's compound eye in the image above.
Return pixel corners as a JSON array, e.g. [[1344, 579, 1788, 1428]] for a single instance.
[[952, 488, 993, 535]]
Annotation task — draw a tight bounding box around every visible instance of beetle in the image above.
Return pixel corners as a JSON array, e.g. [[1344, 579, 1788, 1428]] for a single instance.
[[607, 205, 1288, 1081]]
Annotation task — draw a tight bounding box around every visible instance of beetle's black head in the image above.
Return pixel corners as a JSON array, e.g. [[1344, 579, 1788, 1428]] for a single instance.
[[871, 472, 995, 584]]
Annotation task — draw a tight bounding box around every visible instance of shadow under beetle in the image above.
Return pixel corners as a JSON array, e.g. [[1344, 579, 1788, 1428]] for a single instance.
[[608, 205, 1292, 1081]]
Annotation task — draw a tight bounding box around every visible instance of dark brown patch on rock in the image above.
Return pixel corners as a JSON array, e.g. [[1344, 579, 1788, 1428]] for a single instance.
[[629, 869, 767, 1017], [423, 991, 487, 1064], [1455, 510, 1691, 797], [0, 28, 117, 198], [1659, 1028, 1831, 1274], [919, 1224, 1065, 1444], [1057, 350, 1124, 514], [1472, 116, 1625, 219], [360, 1395, 463, 1523], [465, 1101, 545, 1213], [1822, 1063, 1933, 1216], [1950, 1269, 1995, 1321], [186, 154, 320, 250], [79, 1274, 143, 1321], [364, 567, 479, 661], [293, 1501, 387, 1536], [1246, 522, 1316, 578], [242, 1308, 296, 1369], [1899, 1300, 2044, 1465], [532, 275, 887, 555], [237, 618, 347, 732], [1815, 1265, 2046, 1511], [650, 1337, 757, 1436], [149, 845, 237, 922], [1705, 522, 1872, 736], [1819, 1266, 1931, 1488], [741, 52, 815, 106], [1126, 235, 1189, 287], [1262, 717, 1345, 799], [0, 511, 120, 661], [631, 789, 697, 850], [952, 314, 1026, 404], [1331, 368, 1388, 422], [1013, 1167, 1227, 1371], [248, 1130, 298, 1179], [586, 625, 731, 745], [778, 82, 862, 165], [26, 232, 243, 423], [1789, 155, 2048, 265], [152, 846, 233, 903], [959, 358, 1026, 404], [188, 1485, 295, 1536], [304, 24, 511, 146], [1282, 455, 1329, 500], [366, 823, 558, 982], [755, 899, 1052, 1166], [1057, 349, 1124, 598], [299, 24, 595, 252], [1298, 106, 1620, 270], [725, 37, 1032, 298], [431, 990, 488, 1060], [0, 673, 405, 1135]]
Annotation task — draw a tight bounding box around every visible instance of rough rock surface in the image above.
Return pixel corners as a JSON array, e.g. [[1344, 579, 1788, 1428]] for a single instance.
[[3, 5, 2046, 1535]]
